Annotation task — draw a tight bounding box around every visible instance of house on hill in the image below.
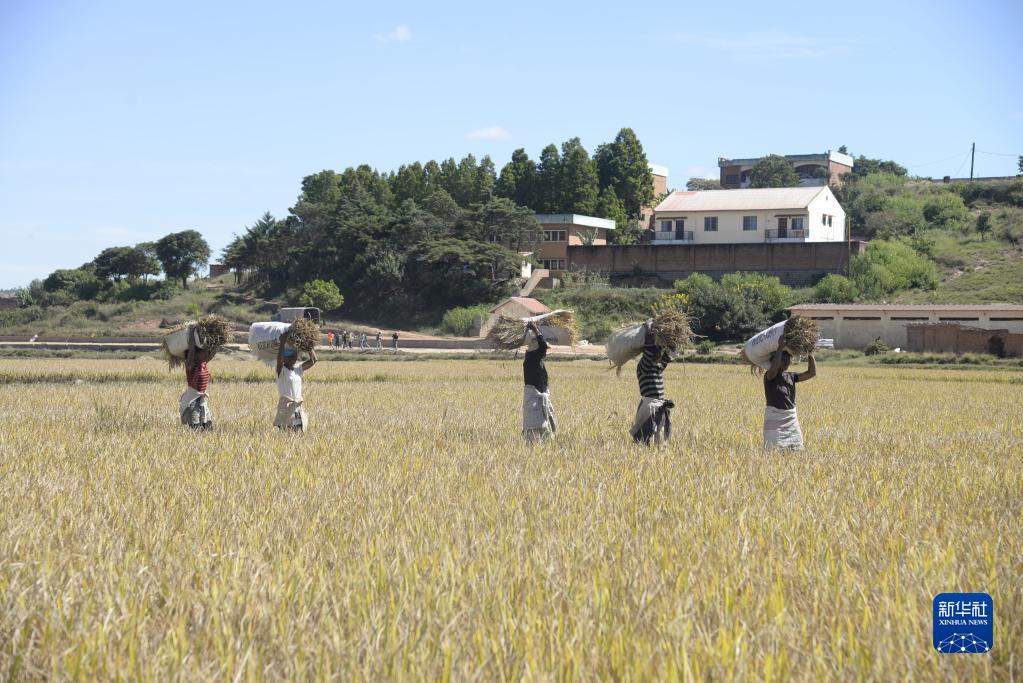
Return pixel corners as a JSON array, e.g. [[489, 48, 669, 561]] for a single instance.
[[652, 186, 846, 245], [718, 151, 854, 188]]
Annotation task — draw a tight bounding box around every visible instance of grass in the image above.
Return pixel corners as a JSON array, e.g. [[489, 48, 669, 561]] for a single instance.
[[0, 358, 1020, 680]]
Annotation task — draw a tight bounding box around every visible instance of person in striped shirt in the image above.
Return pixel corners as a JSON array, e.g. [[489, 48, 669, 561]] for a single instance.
[[180, 331, 214, 431], [629, 321, 675, 445]]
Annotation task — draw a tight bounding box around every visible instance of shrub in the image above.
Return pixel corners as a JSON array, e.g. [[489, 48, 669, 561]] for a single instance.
[[922, 192, 969, 230], [850, 240, 938, 299], [674, 274, 768, 342], [696, 339, 715, 355], [814, 274, 859, 303], [299, 279, 344, 311], [864, 338, 892, 355], [719, 272, 792, 320], [440, 305, 490, 336]]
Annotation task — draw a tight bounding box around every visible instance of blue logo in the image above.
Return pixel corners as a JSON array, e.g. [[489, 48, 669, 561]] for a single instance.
[[933, 593, 993, 653]]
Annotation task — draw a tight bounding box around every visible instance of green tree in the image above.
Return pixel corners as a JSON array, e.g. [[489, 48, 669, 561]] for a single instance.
[[596, 186, 631, 242], [849, 155, 907, 179], [813, 274, 859, 303], [535, 144, 562, 213], [864, 195, 926, 237], [686, 178, 721, 191], [749, 154, 801, 188], [496, 148, 538, 209], [472, 156, 497, 204], [558, 137, 599, 215], [92, 246, 135, 281], [593, 128, 653, 217], [42, 268, 104, 301], [1018, 156, 1023, 174], [838, 145, 849, 154], [299, 279, 344, 311], [155, 230, 211, 288]]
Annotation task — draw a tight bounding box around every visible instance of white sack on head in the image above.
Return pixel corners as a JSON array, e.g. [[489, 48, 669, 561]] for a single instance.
[[743, 321, 788, 369], [606, 322, 648, 373], [163, 323, 201, 359], [248, 321, 292, 364]]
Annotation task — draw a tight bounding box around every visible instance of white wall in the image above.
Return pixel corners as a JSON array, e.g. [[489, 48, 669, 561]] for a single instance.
[[655, 210, 806, 244], [806, 188, 846, 242]]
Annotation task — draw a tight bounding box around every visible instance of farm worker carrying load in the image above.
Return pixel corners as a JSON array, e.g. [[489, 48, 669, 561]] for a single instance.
[[521, 320, 556, 442], [607, 310, 692, 445], [161, 315, 231, 431], [748, 317, 819, 450], [273, 319, 319, 432]]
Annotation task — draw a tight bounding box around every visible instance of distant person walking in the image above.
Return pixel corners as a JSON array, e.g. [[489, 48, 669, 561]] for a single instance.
[[274, 329, 317, 432], [391, 332, 399, 353], [180, 332, 214, 431], [375, 331, 382, 349], [629, 321, 674, 445], [763, 336, 816, 450], [359, 332, 367, 350], [341, 330, 350, 349], [327, 330, 335, 348], [522, 321, 556, 442]]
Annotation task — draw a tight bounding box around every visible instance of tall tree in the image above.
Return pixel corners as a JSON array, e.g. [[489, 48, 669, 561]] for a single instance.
[[391, 162, 429, 204], [559, 137, 599, 215], [155, 230, 211, 288], [596, 186, 629, 240], [536, 144, 562, 213], [593, 128, 653, 218], [472, 155, 497, 204], [750, 154, 801, 188], [495, 148, 538, 209]]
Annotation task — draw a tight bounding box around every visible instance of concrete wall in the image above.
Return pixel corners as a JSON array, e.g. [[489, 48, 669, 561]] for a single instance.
[[906, 324, 1023, 356], [792, 308, 1023, 350], [568, 241, 862, 287]]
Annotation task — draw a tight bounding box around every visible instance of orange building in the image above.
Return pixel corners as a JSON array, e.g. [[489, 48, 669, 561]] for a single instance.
[[534, 214, 616, 277]]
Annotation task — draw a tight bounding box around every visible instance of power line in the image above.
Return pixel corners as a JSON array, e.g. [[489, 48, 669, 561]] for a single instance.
[[908, 149, 969, 169], [976, 149, 1021, 157]]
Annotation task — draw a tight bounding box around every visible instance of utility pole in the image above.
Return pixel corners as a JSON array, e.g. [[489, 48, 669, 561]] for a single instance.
[[970, 142, 975, 182]]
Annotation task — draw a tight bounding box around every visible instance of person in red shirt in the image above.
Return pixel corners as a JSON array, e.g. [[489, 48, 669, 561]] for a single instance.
[[180, 330, 214, 431]]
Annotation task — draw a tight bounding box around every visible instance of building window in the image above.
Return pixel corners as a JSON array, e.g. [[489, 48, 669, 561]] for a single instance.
[[704, 216, 718, 231], [842, 316, 882, 321], [743, 216, 757, 231], [939, 317, 980, 321], [822, 214, 828, 225], [543, 230, 567, 242], [725, 174, 739, 184], [828, 215, 833, 227], [660, 220, 673, 232], [540, 259, 566, 270], [791, 217, 804, 230]]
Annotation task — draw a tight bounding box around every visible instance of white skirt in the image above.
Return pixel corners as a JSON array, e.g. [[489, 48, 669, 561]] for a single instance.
[[763, 406, 804, 450], [522, 386, 556, 441]]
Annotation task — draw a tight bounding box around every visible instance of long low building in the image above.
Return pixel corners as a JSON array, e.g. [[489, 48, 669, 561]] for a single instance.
[[787, 304, 1023, 350]]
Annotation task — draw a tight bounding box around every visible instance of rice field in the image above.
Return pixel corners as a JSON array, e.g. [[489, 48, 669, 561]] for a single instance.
[[1, 357, 1020, 681]]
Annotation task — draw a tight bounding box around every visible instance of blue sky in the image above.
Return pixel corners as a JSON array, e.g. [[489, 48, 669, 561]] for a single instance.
[[1, 0, 1021, 287]]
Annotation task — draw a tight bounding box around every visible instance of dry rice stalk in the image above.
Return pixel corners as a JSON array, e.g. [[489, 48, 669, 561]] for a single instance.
[[488, 311, 578, 349], [195, 315, 231, 352], [784, 316, 820, 355], [288, 318, 320, 352], [650, 309, 694, 351], [488, 316, 529, 349]]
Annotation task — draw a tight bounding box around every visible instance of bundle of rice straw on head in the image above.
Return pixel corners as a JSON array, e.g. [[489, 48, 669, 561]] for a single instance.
[[650, 309, 694, 352], [782, 315, 819, 356], [161, 314, 232, 369], [194, 314, 231, 354], [286, 318, 321, 353], [488, 310, 577, 349]]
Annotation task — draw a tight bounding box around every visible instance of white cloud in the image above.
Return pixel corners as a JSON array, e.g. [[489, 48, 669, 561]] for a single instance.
[[376, 25, 412, 43], [466, 126, 511, 141], [672, 30, 844, 61]]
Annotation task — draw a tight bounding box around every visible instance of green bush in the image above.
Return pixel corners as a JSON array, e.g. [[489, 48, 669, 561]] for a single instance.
[[922, 192, 970, 230], [675, 274, 768, 342], [299, 279, 344, 311], [719, 272, 792, 320], [535, 287, 664, 342], [440, 305, 490, 336], [695, 339, 715, 355], [863, 338, 892, 355], [850, 240, 938, 299], [813, 274, 859, 303]]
